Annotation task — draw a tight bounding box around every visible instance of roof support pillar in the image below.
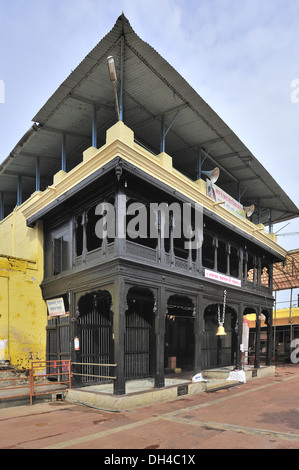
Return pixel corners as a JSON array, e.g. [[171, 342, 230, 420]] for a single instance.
[[17, 175, 22, 206], [257, 199, 261, 224], [36, 156, 40, 192], [92, 104, 97, 148], [196, 147, 203, 180], [160, 114, 165, 153], [160, 110, 180, 153], [119, 36, 125, 122], [0, 192, 4, 221], [269, 209, 273, 233], [62, 133, 66, 172]]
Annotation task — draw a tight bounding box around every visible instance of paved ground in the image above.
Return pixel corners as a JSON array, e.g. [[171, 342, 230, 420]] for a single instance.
[[0, 364, 298, 452]]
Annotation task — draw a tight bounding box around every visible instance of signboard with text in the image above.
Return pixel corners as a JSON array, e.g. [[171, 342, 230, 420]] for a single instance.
[[207, 180, 244, 219], [46, 298, 66, 317], [205, 269, 242, 287]]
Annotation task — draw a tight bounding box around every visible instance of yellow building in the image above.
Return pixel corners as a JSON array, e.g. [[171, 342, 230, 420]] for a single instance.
[[247, 307, 299, 362], [0, 197, 46, 368]]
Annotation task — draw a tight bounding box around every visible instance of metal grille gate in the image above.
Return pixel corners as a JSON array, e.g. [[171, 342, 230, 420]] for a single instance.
[[202, 308, 235, 369], [46, 315, 70, 380], [125, 291, 154, 380], [76, 291, 113, 385]]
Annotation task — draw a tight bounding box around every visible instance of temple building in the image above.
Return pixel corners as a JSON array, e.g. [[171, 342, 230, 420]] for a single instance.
[[0, 15, 298, 392]]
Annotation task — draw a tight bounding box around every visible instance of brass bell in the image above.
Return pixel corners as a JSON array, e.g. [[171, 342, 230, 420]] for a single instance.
[[216, 325, 227, 336]]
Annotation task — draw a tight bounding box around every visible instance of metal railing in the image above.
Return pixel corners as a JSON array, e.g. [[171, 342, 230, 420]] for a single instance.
[[71, 362, 117, 380], [0, 360, 71, 405], [0, 360, 118, 405]]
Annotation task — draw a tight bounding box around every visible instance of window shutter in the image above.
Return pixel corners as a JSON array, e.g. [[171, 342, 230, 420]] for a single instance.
[[53, 237, 62, 275]]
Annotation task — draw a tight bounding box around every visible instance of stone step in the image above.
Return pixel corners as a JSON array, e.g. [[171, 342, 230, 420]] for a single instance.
[[205, 380, 241, 393]]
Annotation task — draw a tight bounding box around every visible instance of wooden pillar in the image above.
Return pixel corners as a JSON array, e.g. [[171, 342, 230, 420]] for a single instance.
[[254, 307, 261, 368], [243, 251, 248, 286], [81, 210, 88, 263], [193, 294, 203, 374], [114, 189, 126, 255], [155, 287, 166, 388], [213, 236, 218, 271], [235, 303, 243, 370], [157, 210, 165, 264], [113, 277, 126, 395], [238, 248, 243, 280], [266, 309, 273, 366], [226, 243, 231, 275]]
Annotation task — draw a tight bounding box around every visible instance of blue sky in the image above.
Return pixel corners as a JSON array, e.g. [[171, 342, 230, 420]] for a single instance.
[[0, 0, 299, 304]]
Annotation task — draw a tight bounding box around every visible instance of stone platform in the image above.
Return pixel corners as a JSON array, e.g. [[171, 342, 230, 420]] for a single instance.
[[64, 365, 275, 411]]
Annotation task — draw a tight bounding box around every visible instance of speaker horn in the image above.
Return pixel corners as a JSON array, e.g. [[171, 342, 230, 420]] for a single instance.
[[244, 204, 255, 218], [201, 167, 220, 184]]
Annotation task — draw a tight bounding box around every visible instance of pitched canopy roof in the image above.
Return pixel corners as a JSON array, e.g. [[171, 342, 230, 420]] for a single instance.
[[1, 14, 298, 225]]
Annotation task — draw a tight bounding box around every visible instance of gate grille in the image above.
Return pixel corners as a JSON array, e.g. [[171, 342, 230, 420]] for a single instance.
[[125, 307, 152, 379], [77, 292, 113, 385]]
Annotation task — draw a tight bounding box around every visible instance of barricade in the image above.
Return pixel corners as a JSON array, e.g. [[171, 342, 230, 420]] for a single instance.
[[0, 360, 71, 405]]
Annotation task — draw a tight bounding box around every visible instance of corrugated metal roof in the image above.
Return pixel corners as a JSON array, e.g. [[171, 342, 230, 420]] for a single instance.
[[0, 13, 298, 225], [272, 249, 299, 290], [248, 248, 299, 290]]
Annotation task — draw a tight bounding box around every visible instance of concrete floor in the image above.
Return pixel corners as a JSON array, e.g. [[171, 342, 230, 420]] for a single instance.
[[0, 364, 298, 450]]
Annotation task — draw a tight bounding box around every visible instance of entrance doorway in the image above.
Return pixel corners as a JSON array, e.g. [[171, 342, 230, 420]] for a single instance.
[[202, 304, 237, 369], [76, 290, 113, 385], [164, 295, 195, 373], [125, 287, 155, 380]]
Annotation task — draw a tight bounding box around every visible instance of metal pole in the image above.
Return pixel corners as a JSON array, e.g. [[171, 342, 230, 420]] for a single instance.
[[36, 156, 40, 192], [273, 290, 277, 361], [17, 176, 22, 206], [92, 104, 97, 147], [160, 114, 165, 153], [197, 147, 202, 180], [289, 288, 293, 355], [62, 133, 66, 172], [269, 209, 273, 233], [119, 36, 125, 122], [0, 192, 4, 221]]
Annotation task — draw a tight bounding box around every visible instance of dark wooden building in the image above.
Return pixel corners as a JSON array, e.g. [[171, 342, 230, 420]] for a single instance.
[[2, 15, 298, 393]]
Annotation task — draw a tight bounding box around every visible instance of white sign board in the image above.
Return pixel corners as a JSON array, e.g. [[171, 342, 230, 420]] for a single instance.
[[205, 269, 241, 287], [47, 298, 66, 317], [207, 180, 244, 219]]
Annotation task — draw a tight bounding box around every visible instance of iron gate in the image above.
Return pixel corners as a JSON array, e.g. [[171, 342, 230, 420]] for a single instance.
[[125, 291, 154, 380], [76, 291, 113, 385], [46, 314, 70, 379]]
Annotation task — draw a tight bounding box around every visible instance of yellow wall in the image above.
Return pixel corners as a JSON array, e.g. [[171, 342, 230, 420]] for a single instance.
[[247, 307, 299, 328], [0, 195, 46, 369]]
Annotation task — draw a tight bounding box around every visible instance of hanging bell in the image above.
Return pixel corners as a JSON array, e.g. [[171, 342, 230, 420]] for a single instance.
[[216, 325, 227, 336]]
